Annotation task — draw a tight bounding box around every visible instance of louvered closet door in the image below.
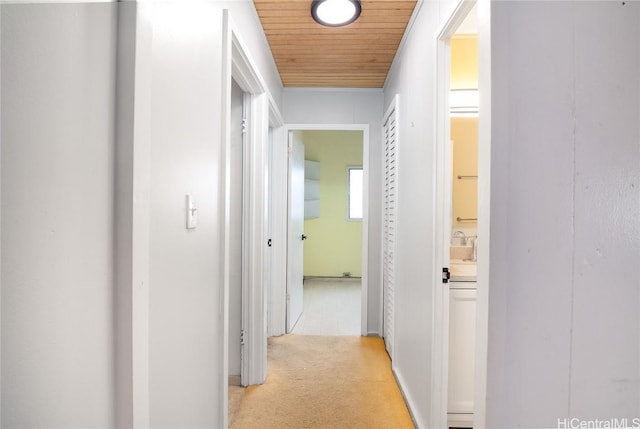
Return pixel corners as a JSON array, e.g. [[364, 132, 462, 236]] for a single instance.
[[382, 104, 398, 359]]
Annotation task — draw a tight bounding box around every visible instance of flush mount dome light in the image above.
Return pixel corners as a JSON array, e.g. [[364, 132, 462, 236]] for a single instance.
[[311, 0, 362, 27]]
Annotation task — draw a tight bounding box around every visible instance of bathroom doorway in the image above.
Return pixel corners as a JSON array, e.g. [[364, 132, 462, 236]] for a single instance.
[[447, 9, 479, 427], [433, 1, 492, 428]]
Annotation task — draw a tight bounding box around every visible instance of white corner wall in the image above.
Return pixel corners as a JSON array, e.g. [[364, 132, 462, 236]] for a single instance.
[[487, 2, 640, 427], [283, 88, 384, 335], [1, 3, 117, 427], [2, 1, 282, 428]]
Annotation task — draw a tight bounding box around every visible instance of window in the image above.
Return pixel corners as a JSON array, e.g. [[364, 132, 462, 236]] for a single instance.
[[348, 167, 363, 220]]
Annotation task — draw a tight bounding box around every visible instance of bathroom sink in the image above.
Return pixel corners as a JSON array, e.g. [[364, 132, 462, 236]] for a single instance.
[[450, 258, 476, 265]]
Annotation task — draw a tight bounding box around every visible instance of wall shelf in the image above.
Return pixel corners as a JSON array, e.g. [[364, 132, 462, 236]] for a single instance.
[[304, 160, 320, 219]]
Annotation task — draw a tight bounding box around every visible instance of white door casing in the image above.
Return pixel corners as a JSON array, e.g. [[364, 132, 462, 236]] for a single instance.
[[382, 96, 399, 359], [286, 132, 305, 332]]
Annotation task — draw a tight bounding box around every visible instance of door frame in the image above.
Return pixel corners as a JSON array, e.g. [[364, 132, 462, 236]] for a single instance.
[[275, 124, 371, 337], [432, 0, 492, 428], [221, 9, 284, 429]]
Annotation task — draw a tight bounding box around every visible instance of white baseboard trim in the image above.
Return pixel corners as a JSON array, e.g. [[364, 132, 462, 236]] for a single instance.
[[392, 367, 426, 429], [448, 413, 473, 428], [303, 276, 362, 281]]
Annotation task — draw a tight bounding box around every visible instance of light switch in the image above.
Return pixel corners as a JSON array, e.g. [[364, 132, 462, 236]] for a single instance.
[[186, 194, 197, 229]]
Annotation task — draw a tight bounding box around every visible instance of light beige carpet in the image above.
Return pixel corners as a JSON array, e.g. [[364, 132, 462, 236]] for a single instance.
[[231, 335, 415, 429], [229, 384, 246, 427]]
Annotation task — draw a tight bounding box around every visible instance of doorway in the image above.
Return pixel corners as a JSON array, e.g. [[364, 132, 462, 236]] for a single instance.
[[447, 7, 479, 429], [228, 78, 245, 412], [283, 125, 370, 338], [221, 9, 285, 428], [287, 129, 365, 336], [433, 0, 491, 428]]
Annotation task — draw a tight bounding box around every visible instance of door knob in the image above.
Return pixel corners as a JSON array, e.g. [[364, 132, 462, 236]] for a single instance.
[[301, 234, 308, 240]]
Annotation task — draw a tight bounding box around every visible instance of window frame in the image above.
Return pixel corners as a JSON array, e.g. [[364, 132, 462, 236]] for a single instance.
[[347, 166, 364, 221]]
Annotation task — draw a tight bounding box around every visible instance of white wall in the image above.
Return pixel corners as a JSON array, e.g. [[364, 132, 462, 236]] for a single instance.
[[2, 1, 282, 428], [140, 1, 282, 427], [146, 5, 222, 420], [1, 3, 117, 427], [382, 1, 462, 426], [283, 88, 384, 335], [386, 0, 640, 428], [487, 2, 640, 427]]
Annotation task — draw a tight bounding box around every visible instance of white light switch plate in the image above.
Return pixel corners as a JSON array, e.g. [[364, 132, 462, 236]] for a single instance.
[[186, 194, 197, 229]]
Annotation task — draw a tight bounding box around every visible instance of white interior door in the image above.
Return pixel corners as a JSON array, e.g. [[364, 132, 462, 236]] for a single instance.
[[228, 79, 244, 379], [382, 100, 398, 358], [287, 132, 304, 332]]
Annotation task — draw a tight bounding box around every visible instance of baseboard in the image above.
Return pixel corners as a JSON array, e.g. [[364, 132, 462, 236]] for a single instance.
[[303, 276, 362, 282], [228, 375, 241, 386], [448, 413, 473, 428], [392, 367, 426, 429]]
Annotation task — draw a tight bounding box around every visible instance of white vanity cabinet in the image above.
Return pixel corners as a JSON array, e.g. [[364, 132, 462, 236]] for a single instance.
[[448, 281, 477, 426]]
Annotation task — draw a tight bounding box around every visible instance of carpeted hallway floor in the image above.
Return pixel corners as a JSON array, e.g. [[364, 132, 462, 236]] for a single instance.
[[231, 335, 414, 429]]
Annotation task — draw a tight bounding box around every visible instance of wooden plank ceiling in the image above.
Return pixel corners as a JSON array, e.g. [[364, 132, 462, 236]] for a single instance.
[[253, 0, 418, 88]]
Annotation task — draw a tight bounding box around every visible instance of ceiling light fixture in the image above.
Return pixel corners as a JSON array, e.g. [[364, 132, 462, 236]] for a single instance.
[[311, 0, 362, 27]]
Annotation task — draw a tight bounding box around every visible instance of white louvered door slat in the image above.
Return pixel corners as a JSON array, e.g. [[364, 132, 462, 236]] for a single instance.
[[383, 103, 398, 359]]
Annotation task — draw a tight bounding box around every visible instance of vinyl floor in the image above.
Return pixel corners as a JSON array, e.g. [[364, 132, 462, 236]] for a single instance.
[[292, 278, 361, 336]]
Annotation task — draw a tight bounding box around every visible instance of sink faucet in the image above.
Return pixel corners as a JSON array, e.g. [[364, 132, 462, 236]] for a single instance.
[[452, 230, 466, 246]]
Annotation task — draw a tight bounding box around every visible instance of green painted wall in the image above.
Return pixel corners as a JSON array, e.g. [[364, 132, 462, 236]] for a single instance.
[[302, 130, 363, 277]]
